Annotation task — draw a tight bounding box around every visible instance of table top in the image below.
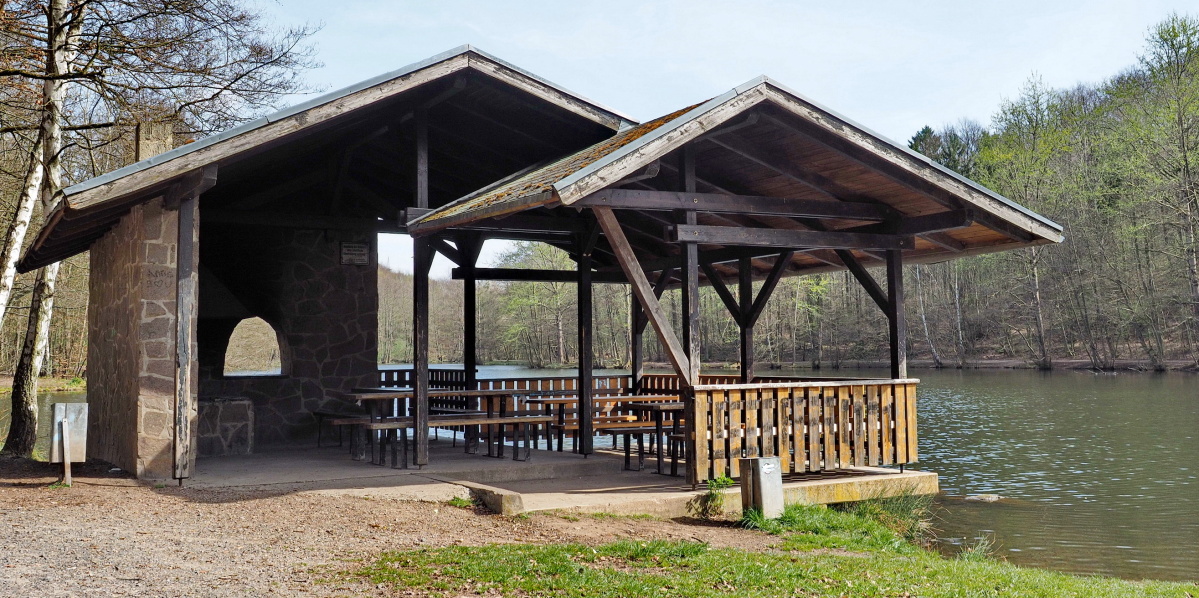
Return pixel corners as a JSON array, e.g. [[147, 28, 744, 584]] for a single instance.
[[347, 387, 536, 400], [625, 401, 685, 412], [523, 394, 680, 406], [348, 387, 632, 401]]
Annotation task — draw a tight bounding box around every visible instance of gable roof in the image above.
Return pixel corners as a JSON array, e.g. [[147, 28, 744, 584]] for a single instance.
[[409, 76, 1063, 250], [18, 46, 635, 272]]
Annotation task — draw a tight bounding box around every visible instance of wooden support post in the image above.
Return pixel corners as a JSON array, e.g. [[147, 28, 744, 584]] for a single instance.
[[886, 250, 907, 379], [458, 235, 482, 390], [680, 144, 701, 487], [679, 144, 701, 385], [174, 165, 215, 482], [577, 227, 597, 455], [630, 291, 644, 394], [739, 258, 754, 383], [413, 240, 433, 465], [413, 114, 432, 463]]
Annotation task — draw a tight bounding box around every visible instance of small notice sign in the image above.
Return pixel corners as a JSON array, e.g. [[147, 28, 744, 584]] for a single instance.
[[340, 242, 370, 265]]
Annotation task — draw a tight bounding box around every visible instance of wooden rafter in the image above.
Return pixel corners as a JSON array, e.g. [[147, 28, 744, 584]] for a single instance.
[[669, 224, 915, 251], [593, 206, 692, 383]]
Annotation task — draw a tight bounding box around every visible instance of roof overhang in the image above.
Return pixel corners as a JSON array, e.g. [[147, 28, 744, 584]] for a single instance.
[[406, 77, 1062, 283], [18, 46, 636, 272]]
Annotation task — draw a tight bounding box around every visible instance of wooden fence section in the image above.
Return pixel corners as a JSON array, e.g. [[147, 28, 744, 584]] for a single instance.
[[378, 368, 471, 389], [690, 379, 918, 482]]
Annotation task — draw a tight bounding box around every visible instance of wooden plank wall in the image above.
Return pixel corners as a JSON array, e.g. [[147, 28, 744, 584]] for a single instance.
[[690, 381, 917, 482]]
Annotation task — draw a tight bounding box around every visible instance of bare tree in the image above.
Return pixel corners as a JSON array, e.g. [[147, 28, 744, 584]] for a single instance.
[[1, 0, 318, 456]]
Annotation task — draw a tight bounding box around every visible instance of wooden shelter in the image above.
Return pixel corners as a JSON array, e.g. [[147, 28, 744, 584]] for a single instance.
[[18, 49, 1061, 483]]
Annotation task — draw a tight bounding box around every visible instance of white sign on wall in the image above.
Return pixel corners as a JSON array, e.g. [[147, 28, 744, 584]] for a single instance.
[[340, 242, 370, 266]]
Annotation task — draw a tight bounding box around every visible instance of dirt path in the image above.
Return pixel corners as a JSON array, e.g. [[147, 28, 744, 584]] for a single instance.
[[0, 458, 774, 597]]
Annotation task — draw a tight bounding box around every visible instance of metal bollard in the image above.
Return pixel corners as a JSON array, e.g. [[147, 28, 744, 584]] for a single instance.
[[739, 456, 784, 518]]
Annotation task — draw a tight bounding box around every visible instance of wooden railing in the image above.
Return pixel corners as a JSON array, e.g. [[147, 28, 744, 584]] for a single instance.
[[374, 369, 918, 481], [690, 379, 918, 483], [378, 368, 470, 389]]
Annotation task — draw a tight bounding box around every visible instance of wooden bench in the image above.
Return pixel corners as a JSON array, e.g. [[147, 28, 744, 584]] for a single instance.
[[360, 415, 555, 467], [313, 409, 366, 448], [553, 418, 661, 452]]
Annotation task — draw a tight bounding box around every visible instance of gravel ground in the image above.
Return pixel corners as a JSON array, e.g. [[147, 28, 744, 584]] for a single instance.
[[0, 458, 774, 597]]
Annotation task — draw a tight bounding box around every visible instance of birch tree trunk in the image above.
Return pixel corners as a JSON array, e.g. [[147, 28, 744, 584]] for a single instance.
[[915, 264, 943, 367], [0, 131, 46, 337], [4, 0, 75, 457]]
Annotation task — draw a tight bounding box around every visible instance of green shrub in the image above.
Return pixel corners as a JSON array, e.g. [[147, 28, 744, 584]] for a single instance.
[[696, 475, 735, 519]]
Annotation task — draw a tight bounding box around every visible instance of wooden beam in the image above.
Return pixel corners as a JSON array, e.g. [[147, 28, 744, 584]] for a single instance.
[[404, 208, 590, 236], [204, 211, 403, 233], [670, 224, 914, 250], [835, 249, 888, 311], [428, 237, 462, 265], [630, 268, 673, 392], [746, 251, 795, 327], [415, 107, 429, 209], [635, 268, 675, 335], [848, 209, 974, 236], [887, 249, 908, 379], [578, 189, 895, 221], [450, 267, 626, 283], [738, 257, 754, 383], [700, 262, 742, 324], [922, 232, 967, 252], [633, 245, 782, 275], [593, 207, 691, 383]]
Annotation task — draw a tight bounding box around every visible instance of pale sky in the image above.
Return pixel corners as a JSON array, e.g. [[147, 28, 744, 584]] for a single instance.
[[257, 0, 1194, 278]]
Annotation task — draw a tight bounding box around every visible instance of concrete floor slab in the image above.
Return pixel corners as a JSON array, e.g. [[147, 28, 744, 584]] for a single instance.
[[185, 439, 938, 517]]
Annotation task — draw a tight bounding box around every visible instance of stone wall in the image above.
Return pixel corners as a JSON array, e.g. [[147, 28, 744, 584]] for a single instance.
[[196, 398, 254, 456], [87, 197, 184, 479], [197, 227, 378, 447]]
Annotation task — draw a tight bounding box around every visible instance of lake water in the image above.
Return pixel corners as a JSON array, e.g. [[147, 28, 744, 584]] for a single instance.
[[4, 366, 1196, 582], [903, 368, 1198, 582]]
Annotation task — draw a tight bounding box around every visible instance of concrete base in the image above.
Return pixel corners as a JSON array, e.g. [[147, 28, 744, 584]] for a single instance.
[[186, 441, 937, 517]]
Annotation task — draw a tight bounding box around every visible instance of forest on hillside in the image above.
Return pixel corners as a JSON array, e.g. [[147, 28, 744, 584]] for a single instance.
[[377, 15, 1199, 372], [6, 14, 1199, 377]]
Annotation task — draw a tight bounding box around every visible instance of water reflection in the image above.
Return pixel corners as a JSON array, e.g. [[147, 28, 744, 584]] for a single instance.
[[906, 369, 1198, 582]]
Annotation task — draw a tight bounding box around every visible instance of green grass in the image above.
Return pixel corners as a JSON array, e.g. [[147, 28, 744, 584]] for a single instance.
[[341, 539, 1197, 597], [445, 496, 476, 509], [332, 496, 1199, 597]]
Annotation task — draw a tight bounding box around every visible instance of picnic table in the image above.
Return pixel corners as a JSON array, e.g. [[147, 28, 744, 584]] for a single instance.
[[523, 393, 681, 452], [625, 401, 685, 474]]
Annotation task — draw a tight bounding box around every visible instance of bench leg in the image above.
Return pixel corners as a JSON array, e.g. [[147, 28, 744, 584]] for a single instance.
[[396, 429, 409, 469], [623, 433, 633, 470], [352, 425, 367, 461], [465, 425, 479, 454], [637, 434, 645, 471], [388, 429, 397, 467]]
